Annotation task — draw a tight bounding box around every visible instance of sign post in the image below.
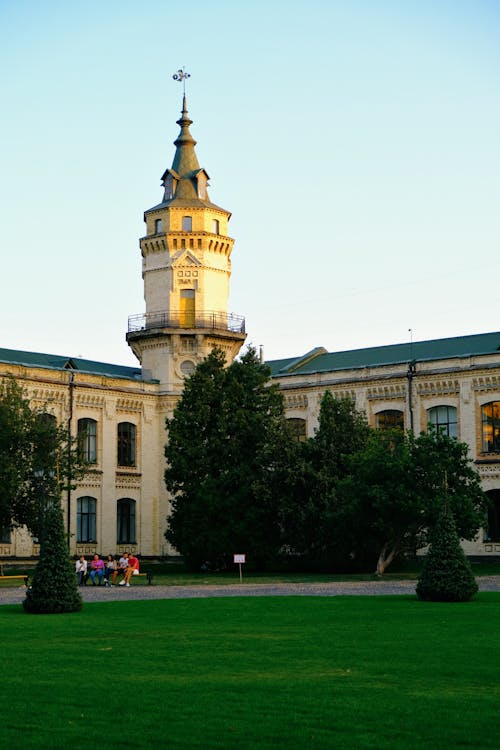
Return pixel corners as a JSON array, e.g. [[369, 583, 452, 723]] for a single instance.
[[233, 554, 246, 583]]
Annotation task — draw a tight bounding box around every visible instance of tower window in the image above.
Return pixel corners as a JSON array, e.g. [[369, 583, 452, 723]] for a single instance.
[[154, 218, 162, 234], [212, 219, 220, 234], [182, 216, 192, 231]]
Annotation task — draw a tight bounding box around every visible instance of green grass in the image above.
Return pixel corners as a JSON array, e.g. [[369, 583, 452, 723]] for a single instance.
[[1, 594, 500, 749]]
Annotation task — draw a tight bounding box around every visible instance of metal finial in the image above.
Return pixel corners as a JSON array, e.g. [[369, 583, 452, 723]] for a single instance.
[[173, 67, 190, 94]]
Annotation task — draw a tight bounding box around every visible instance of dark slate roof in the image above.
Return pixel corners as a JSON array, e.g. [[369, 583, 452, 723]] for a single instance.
[[267, 331, 500, 378], [0, 347, 144, 380]]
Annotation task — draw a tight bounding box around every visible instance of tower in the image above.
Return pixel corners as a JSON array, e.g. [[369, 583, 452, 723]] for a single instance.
[[127, 92, 246, 391]]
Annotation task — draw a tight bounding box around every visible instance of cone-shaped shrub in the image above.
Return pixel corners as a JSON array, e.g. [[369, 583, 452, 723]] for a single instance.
[[23, 504, 82, 614], [416, 502, 478, 602]]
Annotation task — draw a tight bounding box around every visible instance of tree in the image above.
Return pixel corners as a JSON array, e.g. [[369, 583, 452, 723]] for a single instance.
[[0, 376, 86, 539], [23, 503, 83, 614], [340, 427, 488, 575], [283, 393, 370, 566], [416, 502, 478, 602], [165, 347, 295, 569]]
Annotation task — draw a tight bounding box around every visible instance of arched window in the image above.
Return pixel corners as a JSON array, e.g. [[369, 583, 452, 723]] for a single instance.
[[0, 526, 11, 543], [77, 497, 96, 543], [212, 219, 219, 234], [484, 490, 500, 542], [427, 406, 457, 438], [375, 410, 404, 430], [481, 402, 500, 453], [78, 418, 97, 464], [287, 418, 307, 442], [180, 288, 195, 328], [117, 422, 136, 467], [182, 216, 192, 232], [154, 218, 162, 234], [117, 498, 136, 544]]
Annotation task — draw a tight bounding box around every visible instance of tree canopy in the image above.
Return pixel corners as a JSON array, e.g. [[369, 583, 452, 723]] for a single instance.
[[165, 347, 297, 569], [0, 376, 85, 539]]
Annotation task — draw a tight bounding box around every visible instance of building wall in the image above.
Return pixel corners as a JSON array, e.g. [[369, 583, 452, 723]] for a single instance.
[[276, 354, 500, 556]]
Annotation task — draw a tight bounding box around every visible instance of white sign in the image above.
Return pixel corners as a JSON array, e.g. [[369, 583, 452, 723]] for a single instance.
[[234, 554, 246, 564]]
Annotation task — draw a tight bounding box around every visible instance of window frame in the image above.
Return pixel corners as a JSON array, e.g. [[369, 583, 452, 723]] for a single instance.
[[427, 405, 458, 439], [117, 422, 136, 467], [78, 418, 98, 464], [481, 402, 500, 453], [117, 498, 136, 544], [76, 496, 97, 543]]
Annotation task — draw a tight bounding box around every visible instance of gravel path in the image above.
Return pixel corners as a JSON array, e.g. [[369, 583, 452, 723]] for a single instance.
[[1, 577, 500, 606]]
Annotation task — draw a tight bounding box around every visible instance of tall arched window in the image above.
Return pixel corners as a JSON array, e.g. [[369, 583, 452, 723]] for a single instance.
[[180, 289, 195, 328], [427, 406, 457, 438], [0, 526, 11, 543], [77, 497, 96, 543], [375, 410, 404, 430], [117, 422, 136, 467], [78, 418, 97, 464], [287, 418, 307, 443], [117, 498, 136, 544], [484, 490, 500, 542], [482, 402, 500, 453], [182, 215, 192, 231]]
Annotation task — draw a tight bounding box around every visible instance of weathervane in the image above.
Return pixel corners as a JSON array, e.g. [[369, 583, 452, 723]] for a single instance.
[[173, 67, 190, 94]]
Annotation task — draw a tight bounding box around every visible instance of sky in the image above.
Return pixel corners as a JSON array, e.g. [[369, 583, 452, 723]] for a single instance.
[[1, 0, 499, 367]]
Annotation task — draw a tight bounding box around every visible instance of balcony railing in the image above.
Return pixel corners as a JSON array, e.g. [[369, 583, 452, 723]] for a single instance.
[[128, 310, 246, 335]]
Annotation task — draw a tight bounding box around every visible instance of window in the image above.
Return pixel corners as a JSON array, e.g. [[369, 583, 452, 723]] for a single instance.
[[376, 410, 404, 430], [212, 219, 219, 234], [427, 405, 457, 438], [77, 497, 96, 543], [154, 218, 162, 234], [484, 490, 500, 542], [482, 402, 500, 453], [117, 498, 136, 544], [182, 216, 192, 231], [0, 526, 11, 543], [180, 360, 195, 377], [287, 418, 307, 442], [180, 288, 195, 328], [78, 418, 97, 464], [118, 422, 136, 467]]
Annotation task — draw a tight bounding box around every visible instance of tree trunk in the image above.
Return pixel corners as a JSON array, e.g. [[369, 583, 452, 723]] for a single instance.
[[375, 543, 398, 576]]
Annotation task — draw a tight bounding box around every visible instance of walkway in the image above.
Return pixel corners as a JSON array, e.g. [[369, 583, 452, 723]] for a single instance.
[[1, 577, 500, 606]]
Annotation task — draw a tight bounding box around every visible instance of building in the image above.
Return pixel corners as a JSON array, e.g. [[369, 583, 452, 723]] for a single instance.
[[1, 95, 500, 559]]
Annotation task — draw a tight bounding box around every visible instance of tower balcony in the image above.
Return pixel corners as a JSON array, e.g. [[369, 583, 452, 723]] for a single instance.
[[127, 309, 246, 337]]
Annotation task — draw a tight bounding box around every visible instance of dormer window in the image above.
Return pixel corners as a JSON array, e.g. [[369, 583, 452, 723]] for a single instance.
[[212, 219, 219, 234], [154, 218, 162, 234], [182, 216, 192, 232]]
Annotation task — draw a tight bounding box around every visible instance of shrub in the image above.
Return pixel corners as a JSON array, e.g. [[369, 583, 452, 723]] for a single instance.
[[416, 502, 478, 602], [23, 504, 82, 614]]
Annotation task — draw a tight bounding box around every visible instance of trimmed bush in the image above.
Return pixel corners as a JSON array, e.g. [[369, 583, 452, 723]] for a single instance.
[[416, 502, 478, 602], [23, 504, 82, 614]]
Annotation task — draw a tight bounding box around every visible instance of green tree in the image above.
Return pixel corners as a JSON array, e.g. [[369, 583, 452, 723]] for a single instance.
[[416, 502, 478, 602], [23, 503, 82, 614], [284, 393, 370, 566], [165, 347, 295, 569], [340, 427, 487, 575], [0, 376, 85, 539]]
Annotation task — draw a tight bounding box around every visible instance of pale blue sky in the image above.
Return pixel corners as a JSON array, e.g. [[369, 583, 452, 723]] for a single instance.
[[1, 0, 499, 366]]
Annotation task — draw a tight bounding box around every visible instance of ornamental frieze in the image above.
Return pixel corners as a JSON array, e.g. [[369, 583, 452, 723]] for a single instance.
[[416, 379, 459, 396], [367, 385, 406, 401], [473, 375, 500, 392], [284, 393, 308, 409]]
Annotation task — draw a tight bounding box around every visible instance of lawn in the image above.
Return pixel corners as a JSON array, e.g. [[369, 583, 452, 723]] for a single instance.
[[1, 594, 499, 749]]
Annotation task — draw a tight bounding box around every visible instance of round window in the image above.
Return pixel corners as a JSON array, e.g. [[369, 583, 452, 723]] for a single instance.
[[180, 360, 196, 377]]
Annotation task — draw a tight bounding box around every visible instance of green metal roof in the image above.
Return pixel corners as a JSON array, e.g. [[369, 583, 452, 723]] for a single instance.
[[267, 331, 500, 378], [0, 347, 145, 381]]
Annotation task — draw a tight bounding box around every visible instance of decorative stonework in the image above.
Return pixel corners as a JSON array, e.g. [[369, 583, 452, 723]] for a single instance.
[[416, 379, 459, 396], [367, 384, 406, 400], [116, 398, 143, 413], [75, 393, 106, 407], [473, 375, 500, 392], [284, 393, 308, 409]]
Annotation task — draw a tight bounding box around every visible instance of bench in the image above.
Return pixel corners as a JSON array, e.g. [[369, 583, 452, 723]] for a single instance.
[[83, 570, 154, 586], [0, 575, 30, 587]]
